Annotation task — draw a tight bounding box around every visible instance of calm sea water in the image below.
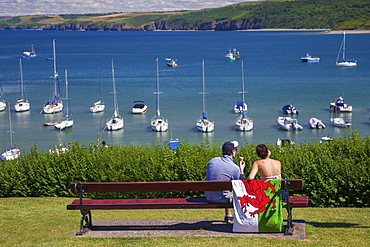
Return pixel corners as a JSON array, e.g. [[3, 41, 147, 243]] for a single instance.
[[0, 30, 369, 152]]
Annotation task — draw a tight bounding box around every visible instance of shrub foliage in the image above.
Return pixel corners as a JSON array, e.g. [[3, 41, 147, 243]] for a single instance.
[[0, 130, 369, 207]]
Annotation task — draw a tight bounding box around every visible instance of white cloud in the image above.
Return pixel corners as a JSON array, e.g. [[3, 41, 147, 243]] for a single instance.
[[0, 0, 261, 17]]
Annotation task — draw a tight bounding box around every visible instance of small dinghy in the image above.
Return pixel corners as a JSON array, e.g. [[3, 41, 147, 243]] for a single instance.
[[308, 117, 326, 129]]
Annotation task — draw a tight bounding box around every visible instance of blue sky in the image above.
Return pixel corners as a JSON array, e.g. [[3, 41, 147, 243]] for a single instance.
[[0, 0, 261, 17]]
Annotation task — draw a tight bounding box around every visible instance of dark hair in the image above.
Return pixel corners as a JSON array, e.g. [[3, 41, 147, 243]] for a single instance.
[[256, 144, 269, 159]]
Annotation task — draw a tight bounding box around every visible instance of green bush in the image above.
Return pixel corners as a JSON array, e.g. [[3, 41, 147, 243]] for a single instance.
[[0, 130, 369, 207]]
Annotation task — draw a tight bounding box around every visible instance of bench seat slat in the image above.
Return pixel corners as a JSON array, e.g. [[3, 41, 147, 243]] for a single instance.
[[67, 196, 308, 210]]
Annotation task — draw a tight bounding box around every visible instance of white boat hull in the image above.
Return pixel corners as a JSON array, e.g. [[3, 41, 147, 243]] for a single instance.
[[336, 61, 357, 67], [54, 119, 73, 130], [196, 119, 214, 132], [308, 117, 326, 129], [331, 117, 351, 128], [0, 101, 7, 112], [43, 103, 63, 114], [131, 103, 148, 114], [277, 117, 303, 131], [1, 147, 20, 160], [236, 117, 253, 131], [14, 101, 30, 112], [106, 117, 124, 131], [151, 118, 168, 132]]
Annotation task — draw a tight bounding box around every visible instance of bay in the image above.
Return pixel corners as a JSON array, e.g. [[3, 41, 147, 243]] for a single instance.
[[0, 30, 369, 153]]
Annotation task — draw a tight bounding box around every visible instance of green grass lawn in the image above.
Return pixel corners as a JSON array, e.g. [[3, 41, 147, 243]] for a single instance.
[[0, 198, 368, 246]]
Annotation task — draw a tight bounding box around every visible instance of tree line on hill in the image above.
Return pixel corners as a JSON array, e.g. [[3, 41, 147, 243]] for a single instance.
[[0, 0, 369, 31]]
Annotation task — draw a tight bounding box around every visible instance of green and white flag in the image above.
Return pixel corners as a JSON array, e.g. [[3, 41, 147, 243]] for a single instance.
[[232, 179, 284, 233]]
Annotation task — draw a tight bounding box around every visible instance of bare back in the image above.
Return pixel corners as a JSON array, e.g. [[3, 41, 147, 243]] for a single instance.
[[247, 158, 281, 180]]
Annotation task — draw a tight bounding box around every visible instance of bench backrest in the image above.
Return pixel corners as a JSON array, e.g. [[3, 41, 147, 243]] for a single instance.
[[70, 179, 303, 194]]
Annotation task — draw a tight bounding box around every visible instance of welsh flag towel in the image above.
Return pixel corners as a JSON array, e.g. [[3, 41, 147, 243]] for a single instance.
[[232, 179, 284, 233]]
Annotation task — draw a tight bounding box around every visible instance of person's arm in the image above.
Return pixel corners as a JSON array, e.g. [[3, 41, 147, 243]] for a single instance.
[[239, 158, 246, 179], [246, 161, 259, 180]]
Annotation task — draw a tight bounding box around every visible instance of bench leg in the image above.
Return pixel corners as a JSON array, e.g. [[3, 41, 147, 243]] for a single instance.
[[76, 210, 92, 235], [284, 207, 293, 235]]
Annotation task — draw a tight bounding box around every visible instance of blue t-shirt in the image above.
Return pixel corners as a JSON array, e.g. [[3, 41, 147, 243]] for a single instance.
[[204, 155, 241, 201]]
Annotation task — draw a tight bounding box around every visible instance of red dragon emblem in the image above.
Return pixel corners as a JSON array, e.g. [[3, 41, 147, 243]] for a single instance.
[[237, 179, 276, 217]]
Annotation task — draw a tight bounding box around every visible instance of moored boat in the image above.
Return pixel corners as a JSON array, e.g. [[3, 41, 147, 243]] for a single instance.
[[282, 104, 299, 114], [330, 96, 352, 112], [225, 48, 240, 61], [336, 32, 357, 67], [14, 59, 30, 112], [151, 58, 168, 132], [43, 39, 63, 114], [54, 70, 73, 130], [308, 117, 326, 129], [0, 80, 7, 112], [166, 58, 178, 67], [196, 59, 214, 133], [23, 44, 37, 58], [301, 53, 320, 63], [106, 60, 124, 131], [330, 117, 351, 128], [1, 107, 20, 161], [277, 117, 303, 131], [131, 101, 148, 114]]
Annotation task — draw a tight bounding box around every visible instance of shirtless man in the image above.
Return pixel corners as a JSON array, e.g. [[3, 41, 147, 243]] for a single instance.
[[247, 144, 281, 180]]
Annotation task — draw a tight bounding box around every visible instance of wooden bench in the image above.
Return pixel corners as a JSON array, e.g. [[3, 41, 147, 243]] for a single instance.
[[67, 179, 308, 235]]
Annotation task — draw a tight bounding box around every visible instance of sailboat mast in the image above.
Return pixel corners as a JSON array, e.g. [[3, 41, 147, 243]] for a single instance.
[[8, 107, 14, 147], [19, 59, 24, 99], [53, 39, 60, 97], [202, 58, 206, 114], [111, 60, 119, 118], [155, 58, 160, 118], [65, 70, 69, 116], [241, 60, 245, 108], [342, 32, 346, 60]]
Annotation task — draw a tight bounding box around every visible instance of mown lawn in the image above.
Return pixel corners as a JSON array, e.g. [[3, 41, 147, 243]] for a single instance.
[[0, 197, 368, 246]]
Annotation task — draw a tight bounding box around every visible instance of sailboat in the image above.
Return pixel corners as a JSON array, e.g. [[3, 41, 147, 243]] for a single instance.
[[235, 61, 253, 131], [43, 39, 63, 114], [1, 107, 20, 160], [0, 80, 7, 112], [90, 67, 105, 113], [336, 32, 357, 67], [151, 58, 168, 132], [330, 108, 351, 128], [105, 60, 124, 131], [55, 70, 73, 130], [14, 59, 30, 112], [196, 59, 214, 133]]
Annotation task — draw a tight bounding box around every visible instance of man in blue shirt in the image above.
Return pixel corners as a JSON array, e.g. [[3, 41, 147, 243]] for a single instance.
[[205, 141, 245, 223]]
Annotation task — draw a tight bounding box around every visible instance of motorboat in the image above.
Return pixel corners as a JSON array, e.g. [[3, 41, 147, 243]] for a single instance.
[[151, 58, 168, 132], [166, 58, 178, 67], [14, 59, 30, 112], [235, 61, 253, 131], [225, 48, 240, 61], [320, 136, 333, 144], [90, 100, 105, 113], [1, 108, 20, 161], [282, 104, 299, 114], [43, 39, 63, 114], [234, 102, 247, 114], [196, 59, 214, 133], [336, 32, 357, 67], [330, 96, 352, 112], [301, 53, 320, 63], [277, 117, 303, 131], [308, 117, 326, 129], [23, 44, 37, 58], [106, 60, 124, 131], [131, 100, 148, 114], [90, 68, 105, 113], [330, 117, 351, 128], [55, 70, 73, 130]]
